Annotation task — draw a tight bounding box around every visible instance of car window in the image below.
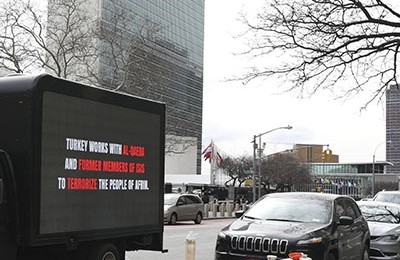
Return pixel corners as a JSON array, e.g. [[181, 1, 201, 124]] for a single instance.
[[183, 196, 202, 204], [335, 199, 360, 220], [164, 194, 179, 205], [186, 196, 202, 204], [343, 199, 359, 219], [177, 196, 185, 205], [185, 196, 194, 204], [335, 200, 346, 219]]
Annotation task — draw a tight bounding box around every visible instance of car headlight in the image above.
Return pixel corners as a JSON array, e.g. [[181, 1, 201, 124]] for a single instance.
[[215, 231, 230, 252], [297, 237, 323, 245], [217, 231, 227, 239], [377, 234, 400, 242], [374, 229, 400, 242], [164, 207, 171, 216]]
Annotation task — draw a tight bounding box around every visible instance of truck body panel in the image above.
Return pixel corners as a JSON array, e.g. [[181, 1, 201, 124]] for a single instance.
[[0, 74, 165, 258]]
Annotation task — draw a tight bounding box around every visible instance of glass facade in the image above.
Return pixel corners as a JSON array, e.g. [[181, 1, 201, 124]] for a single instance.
[[296, 162, 393, 198], [98, 0, 204, 174], [307, 163, 385, 175], [386, 85, 400, 174]]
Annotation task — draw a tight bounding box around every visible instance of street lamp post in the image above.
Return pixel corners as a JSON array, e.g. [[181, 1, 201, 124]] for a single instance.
[[251, 125, 293, 202], [372, 140, 391, 196], [252, 136, 257, 203]]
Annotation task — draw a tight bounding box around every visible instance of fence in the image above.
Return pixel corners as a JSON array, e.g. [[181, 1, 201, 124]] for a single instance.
[[292, 183, 365, 199]]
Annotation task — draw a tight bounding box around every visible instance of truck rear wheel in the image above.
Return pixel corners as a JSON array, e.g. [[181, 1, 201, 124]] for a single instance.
[[89, 243, 121, 260]]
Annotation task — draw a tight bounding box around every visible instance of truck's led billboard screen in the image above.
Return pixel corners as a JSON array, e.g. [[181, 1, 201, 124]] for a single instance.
[[40, 91, 163, 234]]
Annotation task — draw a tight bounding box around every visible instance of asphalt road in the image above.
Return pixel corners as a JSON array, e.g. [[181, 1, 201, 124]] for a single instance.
[[126, 218, 234, 260]]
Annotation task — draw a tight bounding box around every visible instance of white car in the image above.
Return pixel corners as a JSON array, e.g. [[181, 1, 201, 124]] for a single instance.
[[164, 193, 204, 224], [373, 190, 400, 204], [358, 200, 400, 260]]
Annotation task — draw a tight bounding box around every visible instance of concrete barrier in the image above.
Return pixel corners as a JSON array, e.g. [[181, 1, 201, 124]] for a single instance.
[[203, 200, 249, 219], [227, 203, 233, 217], [204, 204, 209, 217], [212, 203, 218, 217], [219, 202, 225, 217]]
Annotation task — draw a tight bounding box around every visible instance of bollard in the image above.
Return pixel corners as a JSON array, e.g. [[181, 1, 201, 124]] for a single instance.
[[204, 204, 209, 218], [185, 231, 196, 260], [212, 203, 217, 217], [227, 203, 233, 217], [220, 202, 225, 217]]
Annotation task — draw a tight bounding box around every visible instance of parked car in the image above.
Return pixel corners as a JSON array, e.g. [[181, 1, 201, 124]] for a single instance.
[[373, 190, 400, 204], [358, 200, 400, 260], [215, 192, 370, 260], [164, 193, 204, 224]]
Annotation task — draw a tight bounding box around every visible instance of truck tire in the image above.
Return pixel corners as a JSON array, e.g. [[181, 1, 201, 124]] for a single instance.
[[89, 243, 121, 260]]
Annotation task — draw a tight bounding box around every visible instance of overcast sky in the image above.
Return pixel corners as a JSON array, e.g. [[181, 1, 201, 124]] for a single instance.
[[201, 0, 388, 172]]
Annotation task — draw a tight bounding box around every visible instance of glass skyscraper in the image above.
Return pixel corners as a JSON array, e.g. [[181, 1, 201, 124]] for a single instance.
[[386, 85, 400, 174], [46, 0, 204, 175], [93, 0, 205, 175]]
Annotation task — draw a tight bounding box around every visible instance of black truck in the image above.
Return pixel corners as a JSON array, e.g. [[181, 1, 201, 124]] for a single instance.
[[0, 74, 166, 260]]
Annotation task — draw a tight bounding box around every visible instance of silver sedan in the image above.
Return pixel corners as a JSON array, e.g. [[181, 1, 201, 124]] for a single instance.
[[358, 200, 400, 260]]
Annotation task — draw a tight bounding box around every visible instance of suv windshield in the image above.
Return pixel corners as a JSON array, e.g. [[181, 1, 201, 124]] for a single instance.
[[244, 197, 332, 224], [164, 194, 179, 205], [359, 204, 400, 224], [374, 192, 400, 204]]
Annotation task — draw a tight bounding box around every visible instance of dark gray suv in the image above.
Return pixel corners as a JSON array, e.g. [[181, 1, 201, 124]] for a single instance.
[[215, 192, 370, 260]]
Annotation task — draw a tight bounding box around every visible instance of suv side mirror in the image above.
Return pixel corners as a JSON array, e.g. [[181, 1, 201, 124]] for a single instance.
[[235, 210, 245, 218], [338, 216, 354, 226]]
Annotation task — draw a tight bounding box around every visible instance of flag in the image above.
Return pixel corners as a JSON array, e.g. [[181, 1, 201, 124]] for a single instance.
[[202, 141, 224, 167], [202, 142, 213, 162], [216, 152, 224, 167]]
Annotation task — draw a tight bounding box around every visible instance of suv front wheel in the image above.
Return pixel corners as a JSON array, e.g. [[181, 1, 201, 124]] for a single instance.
[[361, 245, 369, 260]]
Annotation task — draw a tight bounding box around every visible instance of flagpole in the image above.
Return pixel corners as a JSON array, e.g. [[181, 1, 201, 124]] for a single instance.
[[210, 140, 215, 184]]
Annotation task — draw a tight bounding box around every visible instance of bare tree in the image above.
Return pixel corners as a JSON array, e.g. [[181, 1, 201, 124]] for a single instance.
[[238, 0, 400, 108], [261, 153, 312, 191], [0, 0, 170, 89], [0, 0, 97, 78], [220, 155, 253, 187]]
